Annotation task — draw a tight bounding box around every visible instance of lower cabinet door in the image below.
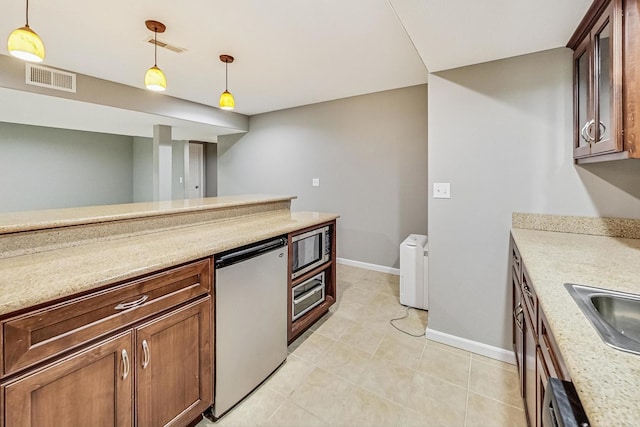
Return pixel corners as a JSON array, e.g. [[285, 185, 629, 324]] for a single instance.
[[136, 297, 213, 427], [524, 310, 537, 427], [3, 332, 134, 427]]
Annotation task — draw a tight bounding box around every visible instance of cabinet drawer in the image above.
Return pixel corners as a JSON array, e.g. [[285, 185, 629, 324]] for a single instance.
[[511, 238, 522, 283], [521, 267, 537, 331], [2, 258, 211, 378], [538, 308, 570, 382]]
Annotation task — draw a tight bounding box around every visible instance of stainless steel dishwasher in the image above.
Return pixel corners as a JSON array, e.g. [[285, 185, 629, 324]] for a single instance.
[[213, 236, 288, 418]]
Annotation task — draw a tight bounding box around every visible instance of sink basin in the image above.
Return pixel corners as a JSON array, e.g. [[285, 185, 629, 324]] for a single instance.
[[565, 283, 640, 355]]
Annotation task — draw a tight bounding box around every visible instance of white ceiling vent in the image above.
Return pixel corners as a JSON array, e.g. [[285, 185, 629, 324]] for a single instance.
[[146, 37, 187, 53], [25, 64, 77, 93]]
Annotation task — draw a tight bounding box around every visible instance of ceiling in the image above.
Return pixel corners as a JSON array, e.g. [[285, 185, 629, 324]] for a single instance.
[[1, 0, 592, 117]]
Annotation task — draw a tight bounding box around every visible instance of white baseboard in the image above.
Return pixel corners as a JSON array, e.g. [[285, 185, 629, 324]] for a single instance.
[[425, 328, 516, 365], [337, 257, 400, 275]]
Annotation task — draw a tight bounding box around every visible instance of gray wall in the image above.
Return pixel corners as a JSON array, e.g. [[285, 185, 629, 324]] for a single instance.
[[205, 143, 218, 198], [133, 136, 187, 203], [427, 48, 640, 351], [133, 136, 154, 203], [0, 122, 133, 212], [218, 85, 428, 268]]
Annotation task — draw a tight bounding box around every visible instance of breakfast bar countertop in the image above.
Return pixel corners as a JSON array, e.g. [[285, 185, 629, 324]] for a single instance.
[[511, 227, 640, 427], [0, 206, 338, 317]]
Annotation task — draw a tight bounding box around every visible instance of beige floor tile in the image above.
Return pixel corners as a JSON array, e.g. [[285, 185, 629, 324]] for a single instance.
[[334, 387, 403, 427], [357, 356, 415, 406], [407, 307, 428, 322], [371, 280, 401, 297], [290, 332, 335, 363], [369, 293, 406, 315], [405, 372, 467, 426], [336, 265, 368, 283], [469, 358, 522, 408], [471, 353, 518, 373], [263, 401, 327, 427], [308, 312, 354, 341], [211, 386, 285, 427], [465, 392, 527, 427], [374, 334, 425, 369], [417, 345, 471, 388], [265, 354, 314, 397], [388, 315, 427, 337], [316, 341, 371, 383], [397, 407, 462, 427], [287, 329, 313, 354], [338, 323, 385, 356], [289, 367, 353, 423], [425, 339, 472, 357], [337, 284, 379, 306], [329, 300, 370, 322]]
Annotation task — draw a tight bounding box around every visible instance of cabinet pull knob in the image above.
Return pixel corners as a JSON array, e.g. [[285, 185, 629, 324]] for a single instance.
[[115, 295, 149, 310], [121, 349, 130, 380], [142, 340, 150, 369]]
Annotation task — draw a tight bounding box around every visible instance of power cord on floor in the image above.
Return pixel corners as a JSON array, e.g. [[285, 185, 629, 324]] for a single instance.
[[389, 305, 427, 337]]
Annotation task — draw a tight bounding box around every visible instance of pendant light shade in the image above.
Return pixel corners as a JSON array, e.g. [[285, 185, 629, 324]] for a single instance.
[[219, 90, 234, 110], [219, 54, 235, 110], [7, 0, 45, 62], [145, 20, 167, 92], [145, 66, 167, 92]]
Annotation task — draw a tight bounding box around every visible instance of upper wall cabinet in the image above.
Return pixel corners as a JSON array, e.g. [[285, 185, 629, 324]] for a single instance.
[[568, 0, 640, 163]]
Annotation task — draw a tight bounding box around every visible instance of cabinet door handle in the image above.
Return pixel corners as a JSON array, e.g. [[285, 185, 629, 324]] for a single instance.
[[580, 121, 592, 143], [115, 295, 148, 310], [513, 303, 524, 332], [142, 340, 150, 369], [596, 121, 606, 142], [121, 349, 130, 380]]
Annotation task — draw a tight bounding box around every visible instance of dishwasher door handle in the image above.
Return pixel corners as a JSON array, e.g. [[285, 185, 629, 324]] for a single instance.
[[215, 237, 287, 269]]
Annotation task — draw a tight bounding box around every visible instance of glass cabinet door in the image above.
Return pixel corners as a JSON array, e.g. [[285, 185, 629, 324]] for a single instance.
[[593, 18, 613, 151], [574, 39, 592, 158]]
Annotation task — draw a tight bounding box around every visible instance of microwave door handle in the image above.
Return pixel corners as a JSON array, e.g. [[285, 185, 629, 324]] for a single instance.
[[293, 286, 323, 304]]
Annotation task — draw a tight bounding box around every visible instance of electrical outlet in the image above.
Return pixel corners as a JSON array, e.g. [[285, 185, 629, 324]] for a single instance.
[[434, 183, 451, 199], [312, 178, 320, 187]]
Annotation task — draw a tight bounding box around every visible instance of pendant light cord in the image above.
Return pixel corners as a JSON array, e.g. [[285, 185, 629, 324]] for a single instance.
[[225, 61, 229, 91], [25, 0, 30, 26], [154, 29, 158, 66]]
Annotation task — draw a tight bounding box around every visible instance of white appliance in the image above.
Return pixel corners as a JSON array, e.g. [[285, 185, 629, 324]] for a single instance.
[[400, 234, 428, 310]]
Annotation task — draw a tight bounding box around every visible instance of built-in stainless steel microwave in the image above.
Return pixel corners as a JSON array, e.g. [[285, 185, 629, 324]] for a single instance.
[[291, 225, 330, 279]]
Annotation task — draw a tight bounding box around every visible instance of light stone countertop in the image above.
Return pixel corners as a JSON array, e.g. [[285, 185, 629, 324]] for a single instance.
[[0, 194, 295, 234], [0, 209, 338, 317], [511, 228, 640, 427]]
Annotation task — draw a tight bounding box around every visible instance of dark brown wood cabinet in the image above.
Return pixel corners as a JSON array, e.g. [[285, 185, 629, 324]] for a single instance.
[[136, 297, 212, 427], [510, 236, 570, 427], [287, 220, 337, 343], [3, 332, 134, 427], [1, 259, 214, 427], [568, 0, 640, 163]]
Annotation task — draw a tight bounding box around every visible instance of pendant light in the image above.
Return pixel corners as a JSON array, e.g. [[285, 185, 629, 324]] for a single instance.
[[219, 54, 235, 110], [144, 20, 167, 92], [7, 0, 45, 62]]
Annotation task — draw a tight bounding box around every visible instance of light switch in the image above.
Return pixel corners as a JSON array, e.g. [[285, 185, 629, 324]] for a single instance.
[[434, 183, 451, 199], [312, 178, 320, 187]]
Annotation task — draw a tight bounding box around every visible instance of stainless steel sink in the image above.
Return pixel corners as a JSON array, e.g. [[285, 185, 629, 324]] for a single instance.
[[565, 283, 640, 355]]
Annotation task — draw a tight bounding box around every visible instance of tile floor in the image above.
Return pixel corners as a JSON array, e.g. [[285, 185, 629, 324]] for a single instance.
[[197, 264, 526, 427]]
